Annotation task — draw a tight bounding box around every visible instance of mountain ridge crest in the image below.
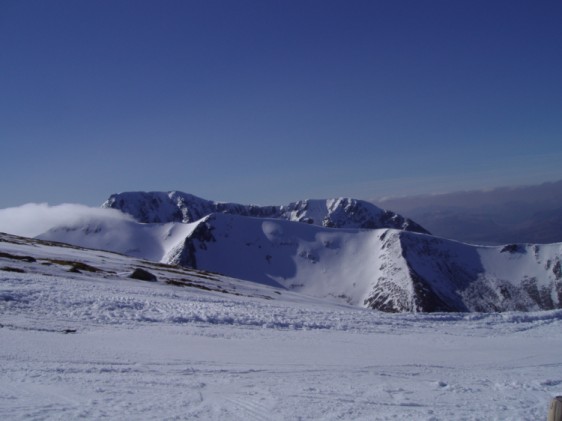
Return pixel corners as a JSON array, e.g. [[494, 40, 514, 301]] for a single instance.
[[102, 190, 430, 233]]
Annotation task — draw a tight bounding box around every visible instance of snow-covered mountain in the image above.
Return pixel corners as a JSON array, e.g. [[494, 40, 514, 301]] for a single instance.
[[152, 213, 562, 313], [38, 205, 562, 313], [102, 191, 429, 233]]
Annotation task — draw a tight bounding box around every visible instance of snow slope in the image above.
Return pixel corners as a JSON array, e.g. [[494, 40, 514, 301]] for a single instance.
[[37, 215, 198, 262], [1, 232, 562, 420], [166, 214, 562, 312]]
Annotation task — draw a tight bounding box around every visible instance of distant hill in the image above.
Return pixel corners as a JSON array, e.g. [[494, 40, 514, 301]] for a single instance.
[[376, 180, 562, 245]]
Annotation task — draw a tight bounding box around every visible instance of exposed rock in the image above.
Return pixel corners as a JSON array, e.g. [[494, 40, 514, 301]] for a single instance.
[[129, 268, 157, 282]]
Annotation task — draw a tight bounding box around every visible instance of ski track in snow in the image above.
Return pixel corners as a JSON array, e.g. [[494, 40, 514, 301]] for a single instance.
[[2, 247, 562, 419]]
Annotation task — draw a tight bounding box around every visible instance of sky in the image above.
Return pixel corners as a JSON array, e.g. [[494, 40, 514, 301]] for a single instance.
[[1, 0, 561, 208]]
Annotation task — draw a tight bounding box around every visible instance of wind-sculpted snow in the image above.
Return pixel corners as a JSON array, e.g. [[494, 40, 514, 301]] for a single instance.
[[102, 190, 429, 233], [4, 268, 562, 335], [2, 233, 562, 420], [1, 272, 352, 331]]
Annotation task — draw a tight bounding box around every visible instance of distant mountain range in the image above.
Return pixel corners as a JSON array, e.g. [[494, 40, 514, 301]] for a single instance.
[[377, 180, 562, 245], [35, 190, 562, 313]]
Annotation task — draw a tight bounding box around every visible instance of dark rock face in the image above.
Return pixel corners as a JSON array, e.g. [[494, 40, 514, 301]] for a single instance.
[[167, 218, 217, 269], [363, 279, 411, 313], [408, 268, 458, 312], [501, 244, 525, 254], [361, 230, 562, 313], [171, 238, 197, 268], [553, 260, 562, 279], [103, 191, 430, 234]]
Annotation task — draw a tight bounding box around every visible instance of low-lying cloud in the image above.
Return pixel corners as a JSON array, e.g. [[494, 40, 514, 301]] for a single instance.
[[0, 203, 134, 238]]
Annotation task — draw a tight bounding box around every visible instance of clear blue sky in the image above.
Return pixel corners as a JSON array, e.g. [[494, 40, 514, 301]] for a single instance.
[[1, 0, 561, 207]]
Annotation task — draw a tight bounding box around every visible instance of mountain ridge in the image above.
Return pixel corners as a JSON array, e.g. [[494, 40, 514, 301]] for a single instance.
[[377, 180, 562, 244], [37, 205, 562, 313], [162, 213, 562, 313], [102, 190, 429, 233]]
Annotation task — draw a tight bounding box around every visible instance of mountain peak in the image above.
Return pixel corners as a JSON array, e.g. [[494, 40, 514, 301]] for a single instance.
[[102, 190, 429, 234]]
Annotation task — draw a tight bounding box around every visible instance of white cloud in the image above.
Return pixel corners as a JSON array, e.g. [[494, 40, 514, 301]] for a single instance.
[[0, 203, 134, 238]]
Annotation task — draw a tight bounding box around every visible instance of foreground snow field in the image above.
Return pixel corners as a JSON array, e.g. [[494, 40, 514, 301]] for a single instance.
[[1, 235, 562, 420]]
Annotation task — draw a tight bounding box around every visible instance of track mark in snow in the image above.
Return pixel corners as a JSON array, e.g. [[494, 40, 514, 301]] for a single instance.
[[0, 381, 86, 419], [225, 395, 279, 421], [200, 383, 280, 421]]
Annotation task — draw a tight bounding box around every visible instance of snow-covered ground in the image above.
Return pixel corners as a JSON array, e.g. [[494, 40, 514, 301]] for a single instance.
[[1, 235, 562, 420]]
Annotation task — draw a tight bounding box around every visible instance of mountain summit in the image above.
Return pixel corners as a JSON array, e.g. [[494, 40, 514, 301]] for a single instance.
[[102, 191, 430, 234]]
